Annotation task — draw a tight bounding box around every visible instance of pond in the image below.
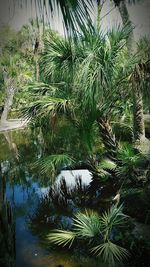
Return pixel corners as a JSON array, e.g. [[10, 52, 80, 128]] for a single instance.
[[0, 129, 107, 267]]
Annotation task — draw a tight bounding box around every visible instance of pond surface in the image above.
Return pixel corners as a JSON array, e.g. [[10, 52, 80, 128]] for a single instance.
[[0, 129, 107, 267]]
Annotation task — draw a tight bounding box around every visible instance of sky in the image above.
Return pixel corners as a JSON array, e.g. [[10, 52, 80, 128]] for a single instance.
[[0, 0, 150, 40]]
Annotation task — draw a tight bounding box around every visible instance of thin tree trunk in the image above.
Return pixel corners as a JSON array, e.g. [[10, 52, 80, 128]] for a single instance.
[[35, 55, 40, 81], [34, 37, 40, 81], [97, 117, 118, 161], [115, 0, 145, 142], [1, 71, 15, 124]]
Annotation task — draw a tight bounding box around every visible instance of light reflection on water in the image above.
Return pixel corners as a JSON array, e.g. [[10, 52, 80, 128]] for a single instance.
[[0, 130, 106, 267], [56, 170, 92, 187]]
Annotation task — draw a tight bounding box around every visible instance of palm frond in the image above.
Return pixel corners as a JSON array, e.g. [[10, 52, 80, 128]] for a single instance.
[[41, 34, 75, 82], [33, 154, 75, 175], [47, 230, 76, 248], [91, 241, 129, 264], [118, 144, 141, 165], [73, 210, 102, 238], [48, 205, 129, 265], [22, 96, 71, 121], [74, 25, 132, 113], [26, 82, 60, 95], [98, 159, 117, 171], [112, 121, 133, 141], [100, 204, 128, 234], [16, 0, 94, 32], [96, 159, 117, 181]]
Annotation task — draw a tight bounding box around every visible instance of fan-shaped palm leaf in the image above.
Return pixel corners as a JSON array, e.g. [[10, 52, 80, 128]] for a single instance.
[[41, 34, 75, 83], [91, 241, 129, 265], [73, 210, 102, 238], [118, 144, 141, 165], [48, 204, 129, 265], [47, 230, 76, 248], [33, 154, 75, 175], [98, 159, 117, 171], [100, 204, 128, 237]]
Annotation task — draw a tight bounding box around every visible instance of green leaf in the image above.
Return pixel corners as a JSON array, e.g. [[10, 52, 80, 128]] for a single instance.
[[47, 230, 76, 248], [91, 241, 129, 265], [73, 210, 102, 238], [33, 154, 75, 175]]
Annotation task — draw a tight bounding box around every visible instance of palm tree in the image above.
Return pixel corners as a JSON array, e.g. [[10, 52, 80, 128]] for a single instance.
[[48, 204, 129, 266], [24, 24, 132, 162]]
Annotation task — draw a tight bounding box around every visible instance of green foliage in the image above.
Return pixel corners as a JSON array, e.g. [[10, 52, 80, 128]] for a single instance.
[[48, 230, 76, 248], [73, 210, 102, 238], [33, 154, 75, 178], [112, 121, 133, 141], [91, 241, 129, 266], [48, 205, 129, 265], [98, 159, 117, 171], [23, 96, 71, 121], [118, 145, 141, 165], [101, 204, 128, 241]]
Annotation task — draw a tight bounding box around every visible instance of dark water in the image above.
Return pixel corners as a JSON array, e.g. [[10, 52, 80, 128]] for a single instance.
[[0, 129, 106, 267]]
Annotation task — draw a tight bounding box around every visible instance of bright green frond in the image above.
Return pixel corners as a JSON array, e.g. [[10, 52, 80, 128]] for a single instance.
[[47, 230, 76, 248], [91, 241, 129, 265], [98, 159, 117, 171], [100, 204, 128, 232], [73, 210, 102, 238]]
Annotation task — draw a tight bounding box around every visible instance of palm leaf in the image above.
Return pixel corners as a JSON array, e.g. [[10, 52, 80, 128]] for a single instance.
[[73, 210, 102, 238], [100, 204, 128, 234], [118, 144, 141, 165], [41, 33, 75, 82], [98, 159, 117, 170], [22, 96, 71, 121], [91, 241, 129, 265], [26, 82, 60, 95], [14, 0, 94, 32], [33, 154, 75, 175], [47, 230, 76, 248]]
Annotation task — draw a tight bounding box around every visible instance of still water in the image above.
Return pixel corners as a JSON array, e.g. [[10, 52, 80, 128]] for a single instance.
[[0, 129, 106, 267]]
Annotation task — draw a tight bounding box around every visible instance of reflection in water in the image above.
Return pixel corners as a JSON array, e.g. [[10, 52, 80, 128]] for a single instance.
[[0, 129, 106, 267], [3, 131, 19, 160], [56, 170, 92, 187]]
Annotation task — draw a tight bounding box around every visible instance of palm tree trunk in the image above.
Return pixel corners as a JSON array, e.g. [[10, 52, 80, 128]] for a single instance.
[[1, 72, 15, 124], [114, 0, 145, 142], [97, 117, 118, 161]]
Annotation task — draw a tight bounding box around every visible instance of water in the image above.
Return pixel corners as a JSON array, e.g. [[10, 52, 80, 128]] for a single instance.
[[0, 129, 106, 267]]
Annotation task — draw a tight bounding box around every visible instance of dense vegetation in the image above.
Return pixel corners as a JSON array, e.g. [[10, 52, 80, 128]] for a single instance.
[[0, 1, 150, 267]]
